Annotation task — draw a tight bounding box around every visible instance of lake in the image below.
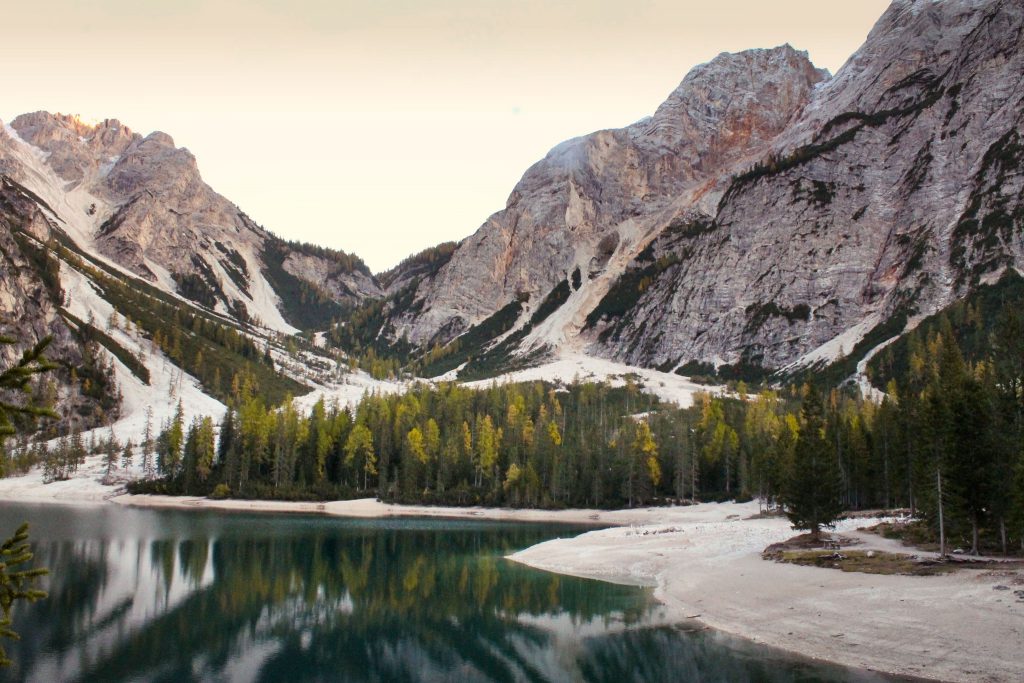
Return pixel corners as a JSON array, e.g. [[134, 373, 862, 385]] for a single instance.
[[0, 502, 901, 682]]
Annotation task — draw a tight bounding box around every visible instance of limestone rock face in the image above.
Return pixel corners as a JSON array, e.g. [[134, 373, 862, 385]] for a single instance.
[[388, 0, 1024, 374], [595, 0, 1024, 371], [281, 250, 382, 304]]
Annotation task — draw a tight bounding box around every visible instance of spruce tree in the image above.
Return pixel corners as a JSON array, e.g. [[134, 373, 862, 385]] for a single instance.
[[0, 524, 48, 666], [0, 333, 53, 665], [784, 391, 844, 539]]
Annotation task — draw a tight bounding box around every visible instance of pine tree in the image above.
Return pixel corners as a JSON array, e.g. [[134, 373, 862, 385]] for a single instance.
[[0, 524, 48, 666], [344, 423, 375, 491], [627, 420, 660, 506], [121, 439, 134, 473], [104, 429, 120, 478], [0, 336, 57, 443], [0, 334, 54, 666], [159, 401, 185, 478], [141, 406, 154, 478], [784, 392, 844, 539]]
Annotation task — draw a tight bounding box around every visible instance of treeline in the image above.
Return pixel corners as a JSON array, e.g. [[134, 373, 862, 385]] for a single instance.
[[133, 313, 1024, 555]]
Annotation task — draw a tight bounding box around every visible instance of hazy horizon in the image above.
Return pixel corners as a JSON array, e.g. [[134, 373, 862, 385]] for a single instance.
[[3, 0, 890, 272]]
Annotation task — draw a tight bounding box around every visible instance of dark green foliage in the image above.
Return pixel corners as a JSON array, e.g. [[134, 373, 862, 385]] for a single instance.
[[0, 335, 57, 444], [454, 279, 570, 381], [53, 245, 305, 405], [0, 524, 48, 667], [60, 311, 150, 385], [260, 239, 349, 331], [789, 310, 910, 390], [214, 241, 250, 296], [9, 233, 62, 302], [584, 255, 680, 334], [529, 280, 571, 326], [0, 333, 54, 666], [950, 130, 1024, 287], [171, 256, 226, 309], [172, 273, 218, 309], [571, 267, 582, 291], [792, 178, 836, 206], [659, 216, 718, 243], [418, 299, 526, 378], [270, 237, 371, 276], [148, 379, 678, 509], [743, 302, 811, 334], [458, 344, 550, 383], [326, 243, 461, 378], [868, 271, 1024, 390], [784, 392, 844, 537], [376, 242, 458, 289]]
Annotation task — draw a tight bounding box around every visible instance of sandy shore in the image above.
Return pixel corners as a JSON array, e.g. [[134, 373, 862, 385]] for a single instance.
[[3, 477, 1021, 682], [113, 492, 661, 526], [509, 502, 1024, 683]]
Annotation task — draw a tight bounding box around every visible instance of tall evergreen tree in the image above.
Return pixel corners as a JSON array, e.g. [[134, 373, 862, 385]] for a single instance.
[[784, 392, 844, 539], [0, 333, 53, 665]]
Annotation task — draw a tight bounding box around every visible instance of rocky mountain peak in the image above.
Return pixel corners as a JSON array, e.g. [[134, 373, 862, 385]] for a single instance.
[[10, 111, 137, 184], [391, 45, 828, 349]]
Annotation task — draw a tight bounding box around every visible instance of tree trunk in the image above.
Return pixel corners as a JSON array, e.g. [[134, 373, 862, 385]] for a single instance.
[[936, 466, 946, 556]]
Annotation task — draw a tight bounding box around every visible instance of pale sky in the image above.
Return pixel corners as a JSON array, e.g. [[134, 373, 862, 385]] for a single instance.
[[3, 0, 890, 272]]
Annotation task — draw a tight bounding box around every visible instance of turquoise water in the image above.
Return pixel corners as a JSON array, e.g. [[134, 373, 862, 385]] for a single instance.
[[0, 502, 902, 682]]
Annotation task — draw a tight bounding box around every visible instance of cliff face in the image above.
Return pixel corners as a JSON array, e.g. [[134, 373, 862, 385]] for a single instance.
[[381, 0, 1024, 376], [0, 178, 113, 433], [594, 0, 1024, 372]]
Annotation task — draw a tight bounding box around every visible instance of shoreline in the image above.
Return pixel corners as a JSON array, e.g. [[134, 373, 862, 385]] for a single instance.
[[508, 503, 1024, 683], [111, 493, 619, 525], [2, 484, 1020, 682]]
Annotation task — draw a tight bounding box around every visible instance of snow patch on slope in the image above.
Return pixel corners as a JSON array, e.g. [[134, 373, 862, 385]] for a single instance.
[[463, 350, 720, 408], [0, 265, 226, 502], [291, 370, 408, 414], [62, 262, 226, 444], [783, 313, 882, 371]]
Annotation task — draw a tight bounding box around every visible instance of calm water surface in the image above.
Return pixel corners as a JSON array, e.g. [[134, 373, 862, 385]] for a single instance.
[[0, 502, 902, 682]]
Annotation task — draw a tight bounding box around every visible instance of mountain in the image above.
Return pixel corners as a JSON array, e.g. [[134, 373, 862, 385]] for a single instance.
[[3, 0, 1023, 439], [0, 114, 367, 436], [384, 46, 827, 351], [359, 0, 1024, 381], [1, 113, 380, 334]]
